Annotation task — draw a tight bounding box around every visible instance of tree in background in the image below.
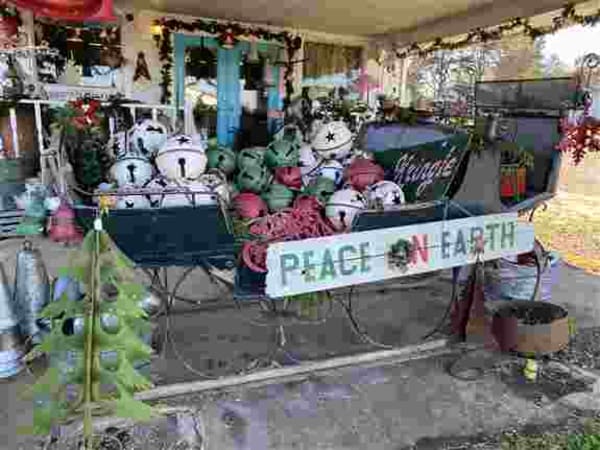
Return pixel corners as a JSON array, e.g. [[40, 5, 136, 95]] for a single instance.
[[544, 53, 570, 78], [490, 35, 546, 80]]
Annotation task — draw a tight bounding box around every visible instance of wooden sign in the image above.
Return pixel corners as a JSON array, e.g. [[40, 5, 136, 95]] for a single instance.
[[265, 212, 534, 298], [369, 128, 469, 203]]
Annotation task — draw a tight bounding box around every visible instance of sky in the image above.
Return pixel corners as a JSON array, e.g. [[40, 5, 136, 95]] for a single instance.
[[543, 24, 600, 68]]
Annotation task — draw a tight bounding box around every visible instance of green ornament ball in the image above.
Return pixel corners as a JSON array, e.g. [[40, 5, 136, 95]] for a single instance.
[[237, 147, 265, 170], [306, 176, 336, 205], [262, 183, 295, 211], [236, 164, 269, 194], [207, 146, 237, 176], [264, 140, 300, 168]]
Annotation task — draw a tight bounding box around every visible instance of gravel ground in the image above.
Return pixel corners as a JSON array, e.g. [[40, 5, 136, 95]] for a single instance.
[[552, 326, 600, 372]]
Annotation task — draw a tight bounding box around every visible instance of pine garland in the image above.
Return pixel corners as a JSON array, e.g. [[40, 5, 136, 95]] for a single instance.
[[152, 17, 302, 106], [395, 2, 600, 59]]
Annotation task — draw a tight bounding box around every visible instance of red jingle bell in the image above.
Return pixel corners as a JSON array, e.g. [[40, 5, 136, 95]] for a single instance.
[[274, 166, 303, 189], [233, 192, 268, 219], [345, 158, 384, 191], [293, 194, 322, 211], [48, 201, 83, 245]]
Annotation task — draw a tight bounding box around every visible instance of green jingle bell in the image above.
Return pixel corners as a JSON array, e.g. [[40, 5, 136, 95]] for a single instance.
[[264, 140, 300, 168], [306, 176, 336, 205], [237, 147, 266, 170], [206, 146, 237, 176], [236, 164, 269, 194], [262, 183, 295, 212]]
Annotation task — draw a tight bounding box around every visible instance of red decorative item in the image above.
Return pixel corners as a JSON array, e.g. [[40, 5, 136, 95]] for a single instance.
[[233, 192, 268, 219], [219, 28, 237, 49], [515, 166, 526, 195], [0, 16, 18, 42], [69, 99, 102, 130], [500, 166, 516, 198], [293, 195, 322, 211], [556, 95, 600, 165], [344, 158, 384, 191], [241, 241, 268, 273], [48, 201, 83, 244], [274, 166, 302, 189], [10, 0, 115, 22]]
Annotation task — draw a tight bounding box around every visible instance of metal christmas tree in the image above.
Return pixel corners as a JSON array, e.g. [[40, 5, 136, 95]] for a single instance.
[[26, 215, 157, 448]]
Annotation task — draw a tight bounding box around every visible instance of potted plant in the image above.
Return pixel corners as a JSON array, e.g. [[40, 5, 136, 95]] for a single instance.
[[0, 2, 21, 41]]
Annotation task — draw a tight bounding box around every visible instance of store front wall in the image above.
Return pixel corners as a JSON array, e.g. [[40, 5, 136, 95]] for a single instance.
[[174, 34, 283, 148]]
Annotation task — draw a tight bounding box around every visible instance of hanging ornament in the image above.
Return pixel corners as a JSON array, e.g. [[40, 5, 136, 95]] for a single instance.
[[247, 35, 260, 63], [219, 27, 237, 49], [47, 200, 83, 245], [133, 51, 151, 82], [100, 312, 120, 334], [99, 349, 120, 371]]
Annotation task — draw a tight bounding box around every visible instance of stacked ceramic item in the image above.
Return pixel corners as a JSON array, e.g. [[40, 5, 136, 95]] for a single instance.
[[107, 119, 230, 209]]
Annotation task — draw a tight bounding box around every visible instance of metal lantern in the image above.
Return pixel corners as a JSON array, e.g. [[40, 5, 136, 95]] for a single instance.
[[237, 147, 266, 169], [109, 154, 154, 187], [236, 164, 269, 194], [155, 134, 207, 181], [325, 188, 366, 231], [344, 157, 385, 192], [262, 183, 295, 212], [305, 176, 336, 205], [264, 139, 300, 168], [232, 192, 268, 219], [128, 118, 168, 158], [274, 166, 302, 189], [47, 200, 83, 244], [312, 121, 353, 161], [206, 146, 236, 176]]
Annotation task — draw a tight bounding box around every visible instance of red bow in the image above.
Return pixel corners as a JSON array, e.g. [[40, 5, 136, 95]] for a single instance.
[[69, 99, 102, 130]]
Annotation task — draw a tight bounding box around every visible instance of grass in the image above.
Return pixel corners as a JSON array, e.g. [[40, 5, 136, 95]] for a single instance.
[[532, 153, 600, 275], [500, 419, 600, 449]]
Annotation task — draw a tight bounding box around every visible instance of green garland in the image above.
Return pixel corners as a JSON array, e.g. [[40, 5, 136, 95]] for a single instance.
[[395, 2, 600, 59], [152, 17, 302, 106]]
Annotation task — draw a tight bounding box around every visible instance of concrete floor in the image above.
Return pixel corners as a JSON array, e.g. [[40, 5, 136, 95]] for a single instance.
[[1, 237, 600, 449]]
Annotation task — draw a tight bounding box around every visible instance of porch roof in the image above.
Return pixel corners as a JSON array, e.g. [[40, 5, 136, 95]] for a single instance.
[[120, 0, 592, 40]]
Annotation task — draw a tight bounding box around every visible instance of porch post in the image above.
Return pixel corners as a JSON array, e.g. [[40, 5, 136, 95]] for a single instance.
[[399, 56, 411, 107]]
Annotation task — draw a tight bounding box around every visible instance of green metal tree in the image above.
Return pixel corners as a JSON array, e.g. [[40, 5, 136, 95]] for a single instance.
[[26, 218, 157, 448]]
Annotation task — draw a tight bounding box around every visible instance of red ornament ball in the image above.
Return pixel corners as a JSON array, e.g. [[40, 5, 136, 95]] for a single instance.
[[232, 192, 268, 219], [274, 166, 303, 189]]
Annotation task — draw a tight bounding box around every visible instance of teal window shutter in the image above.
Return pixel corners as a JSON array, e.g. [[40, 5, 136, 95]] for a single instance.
[[217, 46, 242, 147]]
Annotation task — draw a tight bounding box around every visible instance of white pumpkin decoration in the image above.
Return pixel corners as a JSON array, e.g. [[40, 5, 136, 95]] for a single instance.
[[312, 121, 353, 161], [109, 154, 154, 187], [155, 134, 207, 181], [144, 177, 169, 208], [197, 172, 231, 204], [129, 119, 168, 157], [299, 144, 320, 185], [317, 160, 344, 187], [365, 181, 406, 209], [325, 188, 366, 231], [115, 185, 151, 209]]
